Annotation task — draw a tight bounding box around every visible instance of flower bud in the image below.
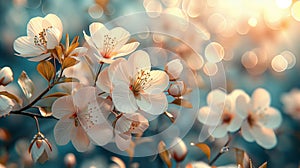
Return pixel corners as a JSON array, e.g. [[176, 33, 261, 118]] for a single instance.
[[168, 81, 186, 97], [169, 137, 187, 162], [0, 95, 15, 117], [0, 67, 13, 86], [29, 132, 52, 164], [165, 59, 183, 80]]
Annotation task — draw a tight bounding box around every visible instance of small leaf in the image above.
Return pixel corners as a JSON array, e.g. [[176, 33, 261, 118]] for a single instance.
[[62, 57, 78, 69], [43, 92, 68, 99], [164, 111, 175, 123], [0, 91, 22, 105], [18, 71, 34, 99], [65, 36, 79, 57], [158, 141, 172, 168], [58, 77, 79, 84], [37, 61, 55, 82], [235, 148, 245, 168], [172, 99, 193, 108], [35, 106, 53, 117], [191, 143, 211, 160], [55, 46, 63, 62], [258, 162, 267, 168], [65, 33, 70, 51]]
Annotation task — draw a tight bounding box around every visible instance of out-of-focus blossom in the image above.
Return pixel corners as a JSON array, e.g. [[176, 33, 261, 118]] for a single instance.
[[186, 161, 238, 168], [0, 95, 15, 117], [236, 88, 282, 149], [28, 132, 52, 164], [98, 50, 169, 115], [169, 137, 187, 162], [83, 22, 139, 64], [114, 113, 149, 151], [168, 81, 186, 97], [0, 67, 13, 86], [64, 153, 76, 168], [52, 86, 113, 152], [165, 59, 183, 80], [281, 89, 300, 120], [198, 89, 246, 138], [13, 14, 63, 62]]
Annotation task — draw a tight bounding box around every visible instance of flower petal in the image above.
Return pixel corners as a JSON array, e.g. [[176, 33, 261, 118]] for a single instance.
[[109, 27, 130, 49], [54, 116, 73, 145], [31, 141, 45, 162], [241, 122, 255, 142], [89, 22, 105, 35], [87, 123, 113, 146], [208, 124, 228, 138], [0, 95, 14, 117], [44, 14, 63, 33], [165, 59, 183, 80], [207, 89, 227, 106], [83, 31, 97, 49], [27, 53, 51, 62], [136, 93, 168, 115], [258, 107, 282, 129], [27, 17, 43, 37], [13, 36, 43, 56], [46, 27, 60, 49], [236, 94, 250, 119], [91, 25, 109, 49], [73, 86, 97, 112], [71, 126, 90, 152], [115, 133, 131, 151], [112, 82, 138, 113], [144, 70, 169, 94], [96, 68, 111, 93], [198, 106, 221, 126], [128, 50, 151, 73], [114, 42, 140, 58], [251, 88, 270, 111], [227, 114, 243, 132], [250, 125, 277, 149], [109, 59, 131, 84], [52, 95, 75, 119]]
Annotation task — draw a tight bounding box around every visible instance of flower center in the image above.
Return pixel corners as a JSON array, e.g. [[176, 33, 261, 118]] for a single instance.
[[247, 112, 257, 127], [222, 111, 233, 124], [129, 121, 140, 132], [130, 69, 152, 96], [69, 113, 80, 127], [101, 34, 117, 58], [34, 27, 52, 49]]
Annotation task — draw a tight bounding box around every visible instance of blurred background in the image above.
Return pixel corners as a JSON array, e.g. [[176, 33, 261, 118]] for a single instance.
[[0, 0, 300, 167]]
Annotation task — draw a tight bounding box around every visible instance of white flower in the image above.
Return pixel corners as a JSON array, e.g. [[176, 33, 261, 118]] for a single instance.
[[236, 88, 282, 149], [0, 95, 15, 117], [169, 137, 187, 162], [13, 14, 63, 62], [114, 113, 149, 151], [198, 89, 246, 138], [168, 81, 186, 97], [29, 132, 52, 164], [0, 67, 13, 86], [281, 89, 300, 120], [186, 161, 238, 168], [165, 59, 183, 80], [52, 86, 113, 152], [84, 22, 140, 64], [97, 50, 169, 115]]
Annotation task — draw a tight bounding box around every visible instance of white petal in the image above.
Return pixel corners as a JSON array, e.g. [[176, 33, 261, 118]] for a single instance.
[[115, 133, 131, 151], [96, 68, 111, 93], [27, 17, 43, 37], [91, 26, 109, 49], [198, 106, 222, 126], [44, 14, 63, 33], [27, 53, 51, 62], [136, 93, 168, 115], [83, 31, 97, 49], [115, 114, 132, 133], [227, 114, 243, 132], [241, 122, 255, 142], [122, 113, 149, 134], [258, 107, 282, 129], [89, 22, 105, 35], [13, 36, 43, 56], [128, 50, 151, 73], [112, 82, 138, 113], [250, 125, 277, 149], [165, 59, 183, 80], [236, 94, 250, 119], [71, 126, 90, 152], [73, 86, 97, 111], [87, 123, 113, 146], [31, 141, 45, 162], [109, 27, 130, 49], [208, 124, 228, 138], [54, 116, 74, 145], [144, 70, 169, 94], [113, 42, 140, 58], [251, 88, 271, 111], [46, 27, 60, 49], [69, 47, 88, 57], [0, 95, 14, 117], [207, 89, 227, 106], [52, 95, 75, 119], [109, 59, 131, 84]]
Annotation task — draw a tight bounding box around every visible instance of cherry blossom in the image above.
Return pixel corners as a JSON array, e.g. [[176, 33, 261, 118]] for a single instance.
[[165, 59, 183, 80], [114, 113, 149, 151], [52, 86, 113, 152], [83, 22, 139, 64], [281, 89, 300, 120], [13, 14, 63, 62], [198, 89, 247, 138], [236, 88, 282, 149], [169, 137, 187, 162], [0, 67, 13, 86], [97, 50, 169, 115], [29, 132, 52, 164]]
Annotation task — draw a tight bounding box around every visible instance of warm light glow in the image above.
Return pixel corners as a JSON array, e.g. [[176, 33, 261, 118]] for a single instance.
[[242, 51, 258, 69], [281, 50, 296, 69], [205, 42, 224, 63], [276, 0, 292, 9], [144, 0, 162, 17], [203, 62, 218, 76], [271, 55, 288, 72], [208, 13, 227, 33], [291, 1, 300, 21], [88, 4, 103, 19], [248, 17, 258, 27]]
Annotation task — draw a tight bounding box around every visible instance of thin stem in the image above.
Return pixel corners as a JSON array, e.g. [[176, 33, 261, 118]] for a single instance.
[[209, 135, 232, 166], [34, 116, 41, 133], [94, 62, 104, 86], [10, 111, 57, 119]]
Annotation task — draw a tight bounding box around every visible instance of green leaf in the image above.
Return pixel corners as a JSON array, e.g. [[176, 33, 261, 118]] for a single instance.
[[171, 99, 193, 108], [191, 143, 211, 161]]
